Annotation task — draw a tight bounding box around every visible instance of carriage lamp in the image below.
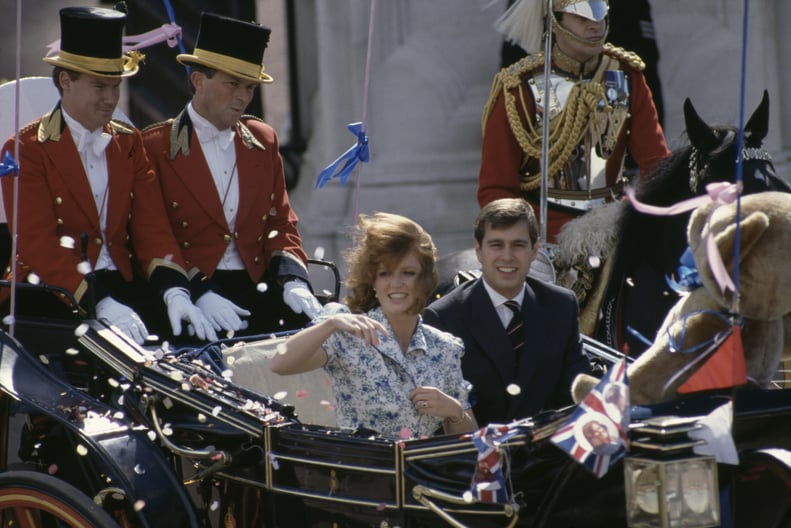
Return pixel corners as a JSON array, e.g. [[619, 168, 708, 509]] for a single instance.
[[624, 416, 719, 528]]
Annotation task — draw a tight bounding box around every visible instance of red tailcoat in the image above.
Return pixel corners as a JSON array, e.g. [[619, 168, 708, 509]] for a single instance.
[[142, 110, 308, 285], [478, 45, 670, 243], [1, 105, 189, 305]]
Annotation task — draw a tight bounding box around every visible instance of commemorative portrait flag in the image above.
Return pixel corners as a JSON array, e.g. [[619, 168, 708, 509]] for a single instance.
[[550, 359, 630, 477]]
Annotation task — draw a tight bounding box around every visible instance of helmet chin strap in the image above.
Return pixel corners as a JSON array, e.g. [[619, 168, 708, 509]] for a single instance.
[[551, 12, 609, 50]]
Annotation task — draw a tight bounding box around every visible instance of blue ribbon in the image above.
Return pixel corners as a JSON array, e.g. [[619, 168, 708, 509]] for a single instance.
[[0, 151, 18, 177], [161, 0, 187, 56], [666, 246, 702, 293], [315, 122, 369, 188]]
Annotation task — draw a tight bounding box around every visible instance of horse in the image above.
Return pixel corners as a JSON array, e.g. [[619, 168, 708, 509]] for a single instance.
[[554, 89, 791, 359]]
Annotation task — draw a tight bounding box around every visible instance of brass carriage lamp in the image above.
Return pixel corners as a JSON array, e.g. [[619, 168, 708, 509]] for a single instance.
[[624, 416, 719, 528]]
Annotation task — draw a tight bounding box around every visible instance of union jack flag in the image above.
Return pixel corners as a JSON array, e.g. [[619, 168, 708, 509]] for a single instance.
[[551, 359, 630, 477], [469, 424, 521, 503]]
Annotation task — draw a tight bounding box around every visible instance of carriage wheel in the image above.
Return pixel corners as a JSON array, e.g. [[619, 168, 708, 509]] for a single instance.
[[0, 471, 118, 527]]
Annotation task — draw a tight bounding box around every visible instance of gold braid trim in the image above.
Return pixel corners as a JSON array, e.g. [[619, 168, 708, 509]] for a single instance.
[[602, 43, 645, 71], [481, 53, 545, 134], [500, 55, 616, 192]]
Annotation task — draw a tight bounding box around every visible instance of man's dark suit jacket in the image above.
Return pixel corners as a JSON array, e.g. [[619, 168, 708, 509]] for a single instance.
[[423, 277, 591, 427]]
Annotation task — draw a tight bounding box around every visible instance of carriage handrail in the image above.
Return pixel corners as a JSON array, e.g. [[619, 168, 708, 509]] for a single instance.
[[581, 334, 634, 366], [412, 484, 519, 528]]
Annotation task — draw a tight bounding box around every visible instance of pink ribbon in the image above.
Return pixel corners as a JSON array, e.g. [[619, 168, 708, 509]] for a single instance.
[[625, 182, 742, 294], [45, 23, 182, 57]]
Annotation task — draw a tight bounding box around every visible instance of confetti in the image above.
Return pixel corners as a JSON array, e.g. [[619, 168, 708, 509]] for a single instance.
[[210, 501, 220, 511], [162, 424, 173, 436], [39, 355, 50, 365], [267, 230, 279, 239], [463, 491, 474, 503], [163, 397, 174, 409], [313, 246, 325, 260], [588, 255, 601, 269], [399, 428, 413, 440], [134, 464, 146, 475], [221, 369, 234, 379], [2, 315, 14, 326], [226, 356, 236, 366], [77, 262, 92, 275], [626, 277, 635, 287], [197, 413, 207, 423], [226, 330, 235, 339], [74, 323, 90, 337], [59, 236, 76, 248], [506, 383, 522, 396], [256, 282, 269, 293], [211, 405, 222, 417], [48, 464, 58, 475], [133, 500, 146, 512], [147, 431, 157, 441], [296, 389, 308, 399], [76, 444, 88, 456], [26, 272, 41, 285], [273, 391, 287, 400], [65, 347, 79, 356], [269, 207, 278, 216]]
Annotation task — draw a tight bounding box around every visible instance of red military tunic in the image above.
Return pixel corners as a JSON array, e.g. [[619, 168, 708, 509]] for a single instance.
[[478, 44, 670, 243], [142, 109, 309, 286], [1, 104, 190, 306]]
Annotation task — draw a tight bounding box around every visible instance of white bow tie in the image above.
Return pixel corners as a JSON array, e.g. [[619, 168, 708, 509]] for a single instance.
[[78, 130, 112, 157], [199, 127, 235, 151]]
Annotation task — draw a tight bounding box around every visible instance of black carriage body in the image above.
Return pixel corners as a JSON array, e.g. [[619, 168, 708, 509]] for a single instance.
[[3, 317, 791, 527]]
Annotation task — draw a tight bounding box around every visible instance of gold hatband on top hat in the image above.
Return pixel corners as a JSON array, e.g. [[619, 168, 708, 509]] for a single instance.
[[177, 48, 273, 83], [43, 49, 142, 78]]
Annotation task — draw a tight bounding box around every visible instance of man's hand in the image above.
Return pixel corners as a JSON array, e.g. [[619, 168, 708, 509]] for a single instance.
[[163, 287, 218, 341], [282, 280, 322, 319], [96, 296, 149, 344], [196, 291, 251, 333]]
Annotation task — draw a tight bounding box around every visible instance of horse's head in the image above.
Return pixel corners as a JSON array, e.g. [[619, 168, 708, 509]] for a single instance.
[[685, 90, 791, 195]]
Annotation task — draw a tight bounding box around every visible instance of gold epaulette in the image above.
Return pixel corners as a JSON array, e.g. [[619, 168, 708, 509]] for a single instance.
[[482, 52, 545, 133], [18, 121, 37, 136], [140, 119, 173, 134], [109, 119, 135, 135], [602, 43, 645, 71]]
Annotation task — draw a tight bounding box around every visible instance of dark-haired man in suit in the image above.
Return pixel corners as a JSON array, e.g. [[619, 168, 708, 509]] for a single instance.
[[424, 198, 591, 426], [143, 12, 319, 337]]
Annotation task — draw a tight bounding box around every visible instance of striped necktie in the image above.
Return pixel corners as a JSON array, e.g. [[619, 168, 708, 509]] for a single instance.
[[504, 300, 524, 352]]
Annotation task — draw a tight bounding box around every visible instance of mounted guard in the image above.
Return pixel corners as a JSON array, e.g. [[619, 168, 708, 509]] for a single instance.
[[478, 0, 670, 244]]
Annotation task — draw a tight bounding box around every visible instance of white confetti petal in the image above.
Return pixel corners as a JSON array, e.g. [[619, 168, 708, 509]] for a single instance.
[[463, 491, 474, 503], [163, 397, 174, 409], [506, 383, 522, 396], [26, 272, 41, 285], [221, 369, 233, 379], [197, 413, 207, 423], [74, 323, 90, 337], [226, 356, 236, 366], [147, 430, 157, 441], [210, 500, 219, 511], [588, 255, 601, 269], [162, 425, 173, 436], [65, 347, 79, 356], [267, 230, 279, 239], [273, 391, 287, 400], [169, 371, 184, 382], [225, 330, 235, 339], [107, 377, 120, 388], [59, 236, 76, 249], [134, 464, 146, 475], [76, 444, 88, 456], [313, 246, 325, 260], [113, 411, 125, 420], [77, 262, 92, 275], [212, 406, 222, 417], [133, 500, 145, 512], [2, 315, 15, 326], [256, 282, 268, 293]]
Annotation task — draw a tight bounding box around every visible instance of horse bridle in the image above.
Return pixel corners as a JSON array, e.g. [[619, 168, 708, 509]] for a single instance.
[[688, 143, 773, 193]]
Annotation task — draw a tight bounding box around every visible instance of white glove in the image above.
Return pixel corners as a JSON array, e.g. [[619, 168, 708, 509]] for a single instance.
[[196, 291, 251, 333], [96, 296, 149, 344], [163, 287, 218, 342], [282, 279, 322, 320]]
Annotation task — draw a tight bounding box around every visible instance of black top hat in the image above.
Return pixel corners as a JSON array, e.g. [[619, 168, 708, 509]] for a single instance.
[[42, 6, 141, 78], [177, 12, 273, 84]]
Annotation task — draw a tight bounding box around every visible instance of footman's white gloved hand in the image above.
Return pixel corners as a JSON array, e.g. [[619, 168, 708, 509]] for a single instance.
[[196, 291, 251, 333], [96, 296, 149, 344], [282, 280, 322, 320], [163, 287, 218, 341]]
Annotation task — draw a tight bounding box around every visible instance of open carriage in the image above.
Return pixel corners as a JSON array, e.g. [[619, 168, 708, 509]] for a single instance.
[[0, 265, 790, 528]]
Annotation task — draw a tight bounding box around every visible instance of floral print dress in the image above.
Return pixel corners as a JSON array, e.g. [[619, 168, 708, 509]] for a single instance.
[[318, 303, 471, 439]]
